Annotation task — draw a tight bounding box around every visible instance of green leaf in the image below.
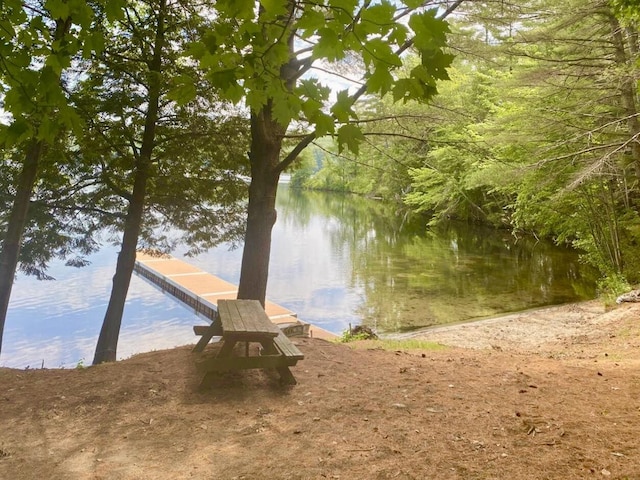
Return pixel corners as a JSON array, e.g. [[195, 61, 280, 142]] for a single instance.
[[68, 0, 94, 29], [246, 88, 268, 111], [360, 2, 396, 35], [209, 69, 239, 93], [216, 0, 255, 20], [271, 93, 301, 126], [297, 78, 331, 103], [224, 82, 245, 104], [337, 123, 364, 154], [0, 18, 16, 39], [329, 0, 358, 15], [46, 51, 71, 75], [301, 97, 323, 120], [37, 115, 57, 143], [362, 37, 402, 68], [3, 119, 33, 147], [104, 0, 126, 21], [392, 77, 436, 103], [388, 23, 409, 45], [297, 9, 325, 38], [409, 10, 450, 51], [82, 31, 105, 58], [366, 67, 394, 95], [330, 90, 357, 122], [45, 0, 70, 19], [313, 27, 344, 61], [312, 112, 336, 138], [58, 104, 84, 136], [259, 0, 287, 17], [422, 51, 454, 81], [167, 75, 197, 105], [401, 0, 426, 9]]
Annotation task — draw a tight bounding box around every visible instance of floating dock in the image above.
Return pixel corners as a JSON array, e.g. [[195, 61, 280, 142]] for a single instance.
[[134, 251, 337, 340]]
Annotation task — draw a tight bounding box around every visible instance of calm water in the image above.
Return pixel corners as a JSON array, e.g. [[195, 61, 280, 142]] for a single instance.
[[1, 185, 597, 368]]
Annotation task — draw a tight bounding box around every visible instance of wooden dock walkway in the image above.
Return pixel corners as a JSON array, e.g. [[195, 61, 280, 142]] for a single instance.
[[134, 251, 336, 340]]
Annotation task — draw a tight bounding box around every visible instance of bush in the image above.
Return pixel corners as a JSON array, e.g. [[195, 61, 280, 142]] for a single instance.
[[597, 272, 631, 306]]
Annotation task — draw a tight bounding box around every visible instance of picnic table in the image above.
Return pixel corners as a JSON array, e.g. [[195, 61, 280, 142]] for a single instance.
[[192, 299, 304, 386]]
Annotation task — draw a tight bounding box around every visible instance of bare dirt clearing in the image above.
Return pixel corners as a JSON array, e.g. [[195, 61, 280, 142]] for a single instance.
[[1, 300, 639, 479]]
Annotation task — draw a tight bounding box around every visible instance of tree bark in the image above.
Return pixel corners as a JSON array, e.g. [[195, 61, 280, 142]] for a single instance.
[[0, 15, 71, 355], [0, 141, 43, 355], [609, 15, 640, 177], [92, 1, 166, 364], [237, 107, 285, 306]]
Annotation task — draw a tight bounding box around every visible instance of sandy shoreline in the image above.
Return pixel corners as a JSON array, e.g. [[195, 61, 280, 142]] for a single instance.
[[402, 299, 637, 352]]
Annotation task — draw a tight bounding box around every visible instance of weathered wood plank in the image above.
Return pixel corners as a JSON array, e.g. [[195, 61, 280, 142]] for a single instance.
[[235, 299, 270, 332], [273, 333, 304, 360], [192, 319, 224, 353], [193, 324, 222, 336], [218, 299, 279, 336]]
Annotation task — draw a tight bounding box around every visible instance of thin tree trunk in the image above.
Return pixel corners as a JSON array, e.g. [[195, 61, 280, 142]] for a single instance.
[[0, 15, 71, 355], [610, 15, 640, 177], [92, 1, 166, 364], [0, 141, 43, 355]]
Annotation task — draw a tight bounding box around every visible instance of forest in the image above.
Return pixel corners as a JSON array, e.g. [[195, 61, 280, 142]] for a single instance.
[[1, 0, 639, 361], [294, 0, 640, 294]]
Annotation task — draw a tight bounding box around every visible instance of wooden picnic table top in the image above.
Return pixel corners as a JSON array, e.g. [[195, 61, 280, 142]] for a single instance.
[[217, 299, 280, 338]]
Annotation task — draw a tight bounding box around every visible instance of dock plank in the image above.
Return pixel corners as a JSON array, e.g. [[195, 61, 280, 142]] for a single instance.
[[134, 252, 337, 340]]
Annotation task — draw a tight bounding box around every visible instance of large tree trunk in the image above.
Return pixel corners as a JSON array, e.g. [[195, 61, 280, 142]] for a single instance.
[[237, 3, 301, 306], [92, 1, 166, 364], [237, 108, 285, 306], [0, 141, 43, 355]]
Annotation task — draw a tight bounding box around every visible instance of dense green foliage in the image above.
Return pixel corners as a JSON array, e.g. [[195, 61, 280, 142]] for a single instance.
[[296, 0, 640, 285]]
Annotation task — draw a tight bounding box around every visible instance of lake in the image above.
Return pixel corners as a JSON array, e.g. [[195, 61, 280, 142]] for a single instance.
[[0, 185, 597, 368]]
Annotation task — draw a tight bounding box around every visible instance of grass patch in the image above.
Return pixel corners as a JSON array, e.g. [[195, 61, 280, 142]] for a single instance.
[[343, 338, 447, 352]]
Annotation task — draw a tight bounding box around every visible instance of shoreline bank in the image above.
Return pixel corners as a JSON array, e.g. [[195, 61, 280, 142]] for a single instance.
[[400, 299, 630, 351]]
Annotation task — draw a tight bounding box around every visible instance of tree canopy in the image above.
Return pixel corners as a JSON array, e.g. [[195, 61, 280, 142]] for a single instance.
[[298, 0, 640, 292]]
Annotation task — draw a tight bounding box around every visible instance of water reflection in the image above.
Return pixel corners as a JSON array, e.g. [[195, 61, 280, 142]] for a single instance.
[[1, 185, 597, 368], [272, 187, 596, 332], [3, 248, 201, 368]]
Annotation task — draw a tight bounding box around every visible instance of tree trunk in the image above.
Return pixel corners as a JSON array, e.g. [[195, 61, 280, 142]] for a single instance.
[[609, 15, 640, 177], [92, 1, 166, 364], [236, 3, 300, 306], [237, 108, 285, 306], [0, 141, 43, 355], [0, 15, 71, 355], [92, 158, 152, 364]]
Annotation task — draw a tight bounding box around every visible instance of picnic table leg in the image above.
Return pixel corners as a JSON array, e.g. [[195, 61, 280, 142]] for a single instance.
[[193, 332, 215, 353], [198, 339, 239, 389], [259, 340, 278, 355], [276, 366, 297, 386], [217, 338, 238, 358], [259, 340, 297, 385], [192, 318, 222, 353]]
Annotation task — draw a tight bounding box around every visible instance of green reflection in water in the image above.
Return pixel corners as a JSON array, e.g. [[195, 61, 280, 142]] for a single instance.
[[280, 187, 597, 333]]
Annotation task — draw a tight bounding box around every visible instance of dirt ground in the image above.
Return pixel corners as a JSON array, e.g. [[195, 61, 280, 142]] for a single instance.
[[1, 300, 640, 480]]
